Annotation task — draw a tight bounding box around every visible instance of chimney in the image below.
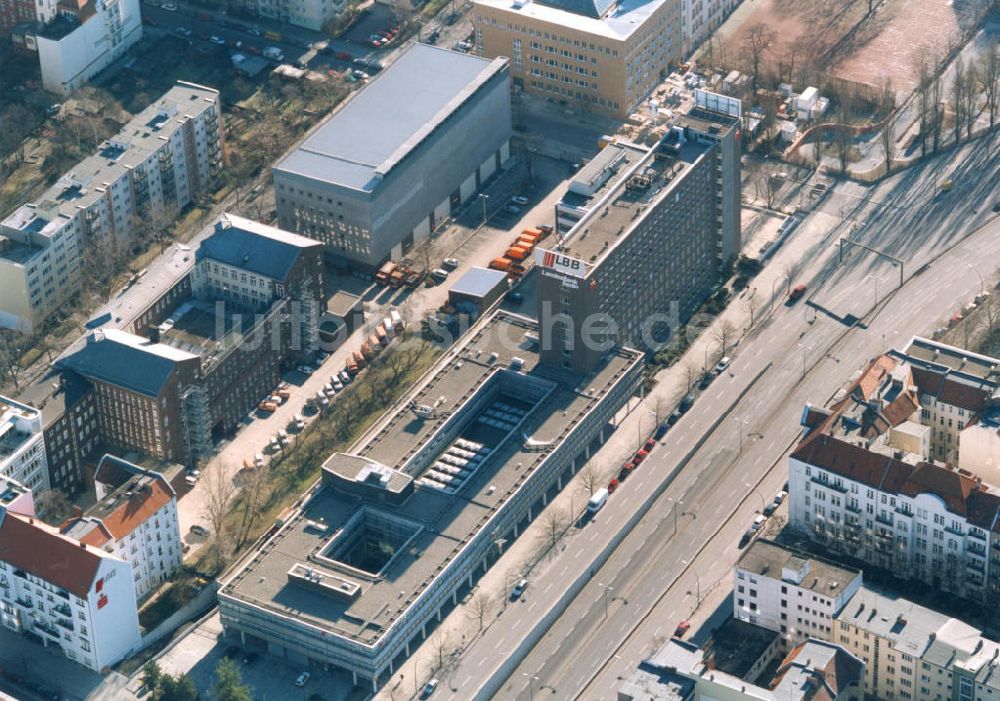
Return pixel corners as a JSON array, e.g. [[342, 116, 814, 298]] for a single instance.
[[80, 542, 87, 549]]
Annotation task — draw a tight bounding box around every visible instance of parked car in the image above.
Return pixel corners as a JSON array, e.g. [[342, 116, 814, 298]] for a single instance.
[[209, 35, 226, 45], [714, 356, 731, 374], [247, 26, 263, 36], [294, 672, 310, 687], [426, 30, 440, 44], [674, 620, 691, 638], [189, 524, 209, 537], [339, 370, 351, 385], [511, 195, 529, 206], [697, 372, 712, 390], [774, 490, 787, 504], [430, 268, 449, 282], [442, 257, 460, 270], [763, 501, 777, 517], [174, 26, 192, 36], [788, 284, 807, 302], [421, 679, 439, 698], [511, 578, 527, 599], [678, 393, 695, 413], [161, 1, 177, 9], [296, 365, 314, 375], [666, 410, 681, 426], [505, 204, 521, 215]]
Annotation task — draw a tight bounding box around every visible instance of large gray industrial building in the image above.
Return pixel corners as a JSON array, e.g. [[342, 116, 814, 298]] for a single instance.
[[535, 90, 742, 374], [273, 44, 512, 270], [217, 310, 644, 690]]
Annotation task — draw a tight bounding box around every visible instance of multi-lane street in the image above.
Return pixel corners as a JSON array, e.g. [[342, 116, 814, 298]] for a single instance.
[[416, 132, 1000, 700]]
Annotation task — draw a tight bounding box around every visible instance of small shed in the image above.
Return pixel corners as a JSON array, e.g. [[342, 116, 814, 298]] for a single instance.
[[321, 290, 364, 347], [448, 267, 509, 313]]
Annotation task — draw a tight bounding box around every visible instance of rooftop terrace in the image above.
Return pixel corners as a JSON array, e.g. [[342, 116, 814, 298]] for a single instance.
[[223, 311, 642, 646]]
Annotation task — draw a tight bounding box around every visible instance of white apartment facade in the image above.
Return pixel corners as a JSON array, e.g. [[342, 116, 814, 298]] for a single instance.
[[0, 396, 49, 497], [789, 432, 1000, 605], [680, 0, 742, 55], [0, 509, 141, 672], [733, 539, 863, 646], [34, 0, 143, 95], [242, 0, 345, 31], [62, 469, 181, 600], [0, 203, 83, 334], [0, 82, 222, 333]]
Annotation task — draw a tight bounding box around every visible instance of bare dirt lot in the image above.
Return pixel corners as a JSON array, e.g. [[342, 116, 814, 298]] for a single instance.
[[717, 0, 989, 93]]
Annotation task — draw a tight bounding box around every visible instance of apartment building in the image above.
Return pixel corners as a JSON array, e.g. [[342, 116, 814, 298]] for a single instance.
[[680, 0, 742, 56], [0, 396, 49, 499], [274, 44, 511, 270], [733, 541, 1000, 701], [0, 82, 223, 333], [0, 0, 35, 31], [733, 539, 862, 646], [61, 456, 180, 600], [239, 0, 345, 30], [619, 627, 864, 701], [473, 0, 681, 117], [32, 0, 142, 95], [0, 509, 141, 672], [0, 202, 84, 334], [17, 371, 99, 496], [835, 587, 1000, 701], [51, 215, 323, 466], [535, 91, 741, 373]]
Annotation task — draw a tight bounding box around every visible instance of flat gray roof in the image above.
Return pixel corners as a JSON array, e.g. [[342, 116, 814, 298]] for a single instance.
[[222, 311, 642, 646], [449, 266, 508, 299], [275, 44, 507, 192], [737, 540, 861, 598]]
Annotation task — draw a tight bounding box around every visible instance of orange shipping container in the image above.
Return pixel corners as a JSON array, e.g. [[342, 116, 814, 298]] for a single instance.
[[506, 246, 529, 261], [520, 230, 541, 243], [516, 236, 537, 249], [489, 257, 512, 271]]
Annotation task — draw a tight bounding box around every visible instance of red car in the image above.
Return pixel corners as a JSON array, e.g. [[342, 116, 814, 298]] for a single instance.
[[607, 478, 619, 494], [674, 620, 691, 638], [644, 438, 656, 452], [788, 283, 807, 302], [633, 449, 648, 464]]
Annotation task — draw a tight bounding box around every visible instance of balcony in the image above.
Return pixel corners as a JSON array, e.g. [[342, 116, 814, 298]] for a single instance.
[[54, 617, 73, 631], [53, 603, 70, 617]]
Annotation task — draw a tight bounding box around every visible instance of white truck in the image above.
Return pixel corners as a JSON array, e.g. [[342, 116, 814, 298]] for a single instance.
[[263, 46, 284, 61], [587, 487, 609, 515]]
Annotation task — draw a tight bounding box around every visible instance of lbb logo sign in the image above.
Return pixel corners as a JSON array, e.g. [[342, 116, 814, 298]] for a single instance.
[[537, 248, 587, 279]]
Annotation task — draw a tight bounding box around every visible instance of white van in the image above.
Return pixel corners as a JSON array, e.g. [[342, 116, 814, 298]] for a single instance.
[[587, 487, 609, 515]]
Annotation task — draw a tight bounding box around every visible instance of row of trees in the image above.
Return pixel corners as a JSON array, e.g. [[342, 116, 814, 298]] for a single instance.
[[911, 39, 1000, 161]]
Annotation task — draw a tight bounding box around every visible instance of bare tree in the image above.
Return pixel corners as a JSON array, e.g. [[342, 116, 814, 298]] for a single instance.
[[952, 56, 967, 145], [579, 462, 604, 496], [465, 592, 493, 631], [682, 359, 700, 392], [712, 319, 738, 355], [429, 630, 451, 671], [746, 294, 759, 327], [201, 464, 237, 553], [84, 233, 132, 302], [231, 463, 271, 552], [962, 63, 978, 141], [834, 90, 855, 175], [982, 294, 1000, 333], [914, 55, 933, 157], [0, 329, 26, 391], [539, 507, 568, 549], [980, 38, 1000, 130], [741, 23, 777, 94], [37, 489, 74, 525], [880, 114, 897, 175], [930, 68, 944, 153]]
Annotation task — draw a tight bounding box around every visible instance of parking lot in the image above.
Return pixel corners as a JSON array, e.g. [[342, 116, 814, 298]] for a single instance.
[[130, 613, 365, 701]]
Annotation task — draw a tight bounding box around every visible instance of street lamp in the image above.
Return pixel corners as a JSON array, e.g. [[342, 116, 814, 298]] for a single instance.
[[680, 559, 702, 608], [867, 274, 880, 306], [968, 264, 985, 296], [744, 482, 766, 513], [797, 342, 813, 378], [734, 417, 749, 453], [703, 341, 713, 373], [411, 656, 431, 694], [770, 274, 788, 314], [597, 582, 614, 620], [667, 497, 683, 535], [478, 193, 490, 226], [522, 673, 540, 701]]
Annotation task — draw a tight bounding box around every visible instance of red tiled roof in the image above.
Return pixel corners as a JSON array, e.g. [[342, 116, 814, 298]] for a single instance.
[[66, 518, 113, 547], [910, 367, 989, 412], [793, 434, 1000, 527], [853, 355, 898, 401], [98, 478, 173, 540], [0, 512, 101, 598], [883, 391, 919, 427], [900, 464, 978, 515]]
